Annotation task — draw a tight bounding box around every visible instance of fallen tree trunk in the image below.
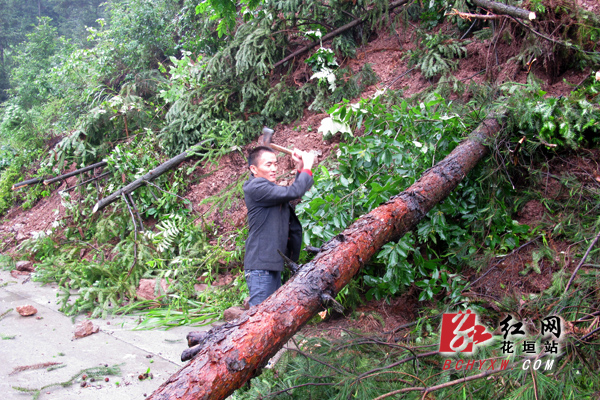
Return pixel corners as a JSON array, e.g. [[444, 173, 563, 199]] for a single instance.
[[43, 161, 107, 186], [12, 161, 109, 190], [472, 0, 536, 20], [91, 141, 210, 214], [273, 0, 410, 69], [60, 171, 112, 193], [11, 178, 43, 191], [147, 114, 504, 400]]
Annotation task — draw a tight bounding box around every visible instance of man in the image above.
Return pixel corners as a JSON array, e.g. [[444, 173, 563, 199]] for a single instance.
[[243, 146, 315, 307]]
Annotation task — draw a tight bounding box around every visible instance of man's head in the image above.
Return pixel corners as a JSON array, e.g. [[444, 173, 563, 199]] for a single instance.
[[248, 146, 277, 183]]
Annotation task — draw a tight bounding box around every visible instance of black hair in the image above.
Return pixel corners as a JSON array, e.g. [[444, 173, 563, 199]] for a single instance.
[[248, 146, 275, 168]]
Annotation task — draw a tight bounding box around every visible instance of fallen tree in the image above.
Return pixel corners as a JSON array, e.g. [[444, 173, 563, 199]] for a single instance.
[[11, 178, 43, 191], [147, 114, 504, 400], [11, 161, 108, 191], [472, 0, 536, 20], [43, 161, 107, 186], [92, 139, 211, 214]]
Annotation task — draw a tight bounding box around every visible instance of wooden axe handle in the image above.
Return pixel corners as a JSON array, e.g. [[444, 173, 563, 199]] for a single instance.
[[270, 143, 294, 156]]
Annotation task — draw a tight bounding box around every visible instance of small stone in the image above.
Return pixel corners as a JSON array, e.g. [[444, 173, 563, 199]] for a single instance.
[[223, 306, 245, 322], [243, 297, 250, 310], [136, 279, 169, 300], [16, 305, 37, 316], [213, 275, 233, 286], [15, 261, 35, 272], [10, 270, 30, 278], [74, 320, 99, 338]]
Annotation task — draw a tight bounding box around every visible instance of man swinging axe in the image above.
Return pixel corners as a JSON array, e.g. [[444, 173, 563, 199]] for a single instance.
[[243, 127, 316, 307]]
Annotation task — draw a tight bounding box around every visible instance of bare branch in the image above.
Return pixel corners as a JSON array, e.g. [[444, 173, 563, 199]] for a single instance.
[[565, 230, 600, 292]]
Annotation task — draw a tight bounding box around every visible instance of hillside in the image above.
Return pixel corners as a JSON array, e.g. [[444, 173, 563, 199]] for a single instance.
[[3, 21, 593, 248]]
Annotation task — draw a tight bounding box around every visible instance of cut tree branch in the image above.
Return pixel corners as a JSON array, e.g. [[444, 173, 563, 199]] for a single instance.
[[565, 229, 600, 292], [472, 0, 536, 20], [11, 178, 43, 191], [147, 114, 504, 400], [60, 172, 112, 193], [43, 161, 107, 186], [92, 140, 211, 214], [12, 161, 109, 190], [447, 9, 502, 20]]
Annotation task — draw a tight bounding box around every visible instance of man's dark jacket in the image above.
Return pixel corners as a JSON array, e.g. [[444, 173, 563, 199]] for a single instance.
[[243, 172, 314, 271]]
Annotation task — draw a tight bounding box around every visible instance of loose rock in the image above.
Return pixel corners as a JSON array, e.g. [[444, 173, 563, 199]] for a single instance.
[[223, 306, 245, 322], [16, 305, 38, 316], [194, 283, 208, 293], [74, 320, 99, 338], [136, 279, 169, 300], [15, 261, 35, 272]]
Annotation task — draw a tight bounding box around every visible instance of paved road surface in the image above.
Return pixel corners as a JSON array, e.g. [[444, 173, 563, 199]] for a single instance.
[[0, 269, 212, 399]]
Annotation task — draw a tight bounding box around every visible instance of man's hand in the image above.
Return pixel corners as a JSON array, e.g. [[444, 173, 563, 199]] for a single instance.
[[301, 151, 315, 171], [292, 148, 304, 170], [292, 149, 315, 171]]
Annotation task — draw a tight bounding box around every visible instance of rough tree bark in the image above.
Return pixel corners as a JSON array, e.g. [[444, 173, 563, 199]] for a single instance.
[[147, 114, 504, 400], [472, 0, 536, 20]]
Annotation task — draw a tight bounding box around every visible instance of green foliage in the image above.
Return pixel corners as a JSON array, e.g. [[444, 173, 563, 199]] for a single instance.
[[16, 130, 249, 318], [301, 74, 600, 303], [409, 32, 468, 79], [501, 78, 600, 149], [332, 34, 357, 59], [159, 0, 395, 154], [0, 147, 49, 214], [305, 41, 339, 73], [8, 17, 73, 109], [126, 296, 221, 330], [104, 0, 179, 71], [195, 0, 257, 37], [300, 93, 477, 300]]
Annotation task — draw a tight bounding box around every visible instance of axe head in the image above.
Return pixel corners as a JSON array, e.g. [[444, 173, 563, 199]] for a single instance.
[[259, 127, 274, 146]]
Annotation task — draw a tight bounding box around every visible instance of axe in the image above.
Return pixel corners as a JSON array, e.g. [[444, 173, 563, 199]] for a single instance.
[[259, 127, 321, 158], [258, 127, 294, 155]]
